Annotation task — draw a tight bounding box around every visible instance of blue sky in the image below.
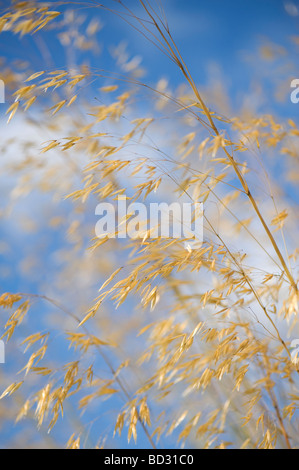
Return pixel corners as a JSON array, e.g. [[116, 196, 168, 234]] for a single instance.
[[1, 1, 298, 86], [1, 0, 298, 119]]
